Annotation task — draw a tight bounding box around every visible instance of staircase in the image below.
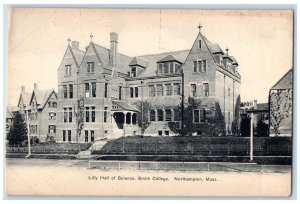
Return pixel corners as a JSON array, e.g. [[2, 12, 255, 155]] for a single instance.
[[77, 139, 110, 159]]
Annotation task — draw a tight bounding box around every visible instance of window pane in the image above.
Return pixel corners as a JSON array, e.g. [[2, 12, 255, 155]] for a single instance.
[[130, 87, 134, 98], [165, 109, 171, 121], [149, 86, 155, 97], [169, 62, 174, 74], [166, 84, 172, 96], [200, 109, 206, 122], [92, 83, 96, 97], [163, 63, 169, 74], [202, 60, 207, 72], [193, 61, 197, 72], [191, 84, 196, 97], [85, 107, 90, 122], [203, 83, 209, 96], [85, 83, 90, 97], [63, 85, 67, 98], [69, 84, 73, 98], [157, 85, 163, 96], [157, 109, 163, 121], [173, 83, 181, 95], [193, 110, 199, 123], [135, 87, 138, 98], [150, 110, 156, 121]]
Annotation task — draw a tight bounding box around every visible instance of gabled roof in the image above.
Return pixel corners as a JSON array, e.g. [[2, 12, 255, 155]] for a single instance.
[[112, 100, 139, 112], [71, 48, 85, 66], [229, 56, 238, 65], [129, 57, 148, 68], [208, 44, 224, 54], [136, 50, 190, 77], [271, 69, 293, 90], [6, 108, 13, 119], [92, 43, 132, 74], [29, 89, 57, 110], [17, 92, 31, 107], [157, 55, 182, 63]]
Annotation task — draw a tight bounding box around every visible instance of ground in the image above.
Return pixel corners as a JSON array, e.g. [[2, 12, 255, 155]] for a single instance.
[[5, 158, 292, 196]]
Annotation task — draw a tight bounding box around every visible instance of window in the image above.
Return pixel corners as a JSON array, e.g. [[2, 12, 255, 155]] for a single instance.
[[157, 109, 163, 121], [104, 107, 108, 123], [149, 85, 155, 97], [150, 110, 156, 121], [119, 86, 122, 100], [63, 108, 68, 123], [68, 108, 72, 122], [85, 83, 90, 98], [92, 83, 96, 97], [165, 109, 171, 121], [53, 102, 57, 108], [91, 130, 94, 142], [63, 85, 67, 99], [49, 112, 56, 120], [68, 130, 71, 142], [65, 65, 71, 76], [173, 83, 181, 95], [104, 83, 108, 98], [130, 87, 134, 98], [158, 64, 163, 74], [228, 87, 231, 97], [199, 40, 202, 49], [202, 60, 207, 72], [87, 62, 94, 73], [193, 110, 200, 123], [191, 84, 196, 97], [203, 83, 209, 96], [62, 130, 66, 141], [165, 84, 172, 96], [169, 62, 174, 74], [131, 67, 137, 77], [85, 130, 88, 142], [48, 102, 51, 108], [165, 131, 169, 136], [163, 63, 169, 74], [134, 87, 139, 98], [193, 60, 207, 73], [85, 107, 90, 122], [157, 85, 163, 96], [91, 107, 95, 122], [200, 109, 206, 122], [69, 84, 73, 99], [175, 63, 181, 73], [158, 131, 163, 136], [48, 125, 56, 134]]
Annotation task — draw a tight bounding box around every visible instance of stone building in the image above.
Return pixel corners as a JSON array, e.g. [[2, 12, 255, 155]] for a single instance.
[[269, 69, 293, 137], [13, 84, 58, 142], [56, 26, 241, 142]]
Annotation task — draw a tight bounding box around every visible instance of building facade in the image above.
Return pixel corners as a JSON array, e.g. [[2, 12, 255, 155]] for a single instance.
[[269, 69, 293, 137], [56, 27, 241, 142], [13, 84, 58, 142]]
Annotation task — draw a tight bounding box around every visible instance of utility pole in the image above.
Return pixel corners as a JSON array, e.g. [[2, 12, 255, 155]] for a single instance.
[[181, 70, 184, 130], [141, 80, 144, 137], [25, 104, 31, 158], [250, 112, 254, 161]]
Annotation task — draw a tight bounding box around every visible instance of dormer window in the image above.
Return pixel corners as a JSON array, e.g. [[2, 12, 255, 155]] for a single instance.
[[87, 62, 94, 73], [65, 65, 71, 76], [157, 62, 181, 75], [130, 67, 137, 77]]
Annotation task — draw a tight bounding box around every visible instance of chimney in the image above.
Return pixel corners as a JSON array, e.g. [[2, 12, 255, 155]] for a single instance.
[[71, 41, 79, 50], [34, 83, 38, 90], [21, 86, 25, 93], [225, 47, 229, 56], [253, 100, 257, 109], [110, 32, 118, 67]]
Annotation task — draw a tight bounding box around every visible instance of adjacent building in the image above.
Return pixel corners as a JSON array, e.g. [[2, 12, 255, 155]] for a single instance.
[[269, 69, 293, 137], [56, 26, 241, 142], [12, 84, 58, 142]]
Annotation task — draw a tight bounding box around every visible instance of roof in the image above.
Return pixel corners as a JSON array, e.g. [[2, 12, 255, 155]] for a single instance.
[[271, 69, 293, 90], [137, 50, 190, 77], [18, 92, 31, 107], [246, 103, 269, 112], [129, 57, 148, 68], [30, 89, 57, 109], [6, 108, 13, 119], [208, 44, 224, 54], [93, 43, 132, 74], [112, 100, 139, 112], [229, 56, 238, 65], [71, 48, 85, 66], [157, 55, 182, 63]]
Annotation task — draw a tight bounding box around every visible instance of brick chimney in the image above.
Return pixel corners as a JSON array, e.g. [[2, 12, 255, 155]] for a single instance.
[[110, 32, 118, 67], [71, 41, 79, 50], [21, 86, 25, 93]]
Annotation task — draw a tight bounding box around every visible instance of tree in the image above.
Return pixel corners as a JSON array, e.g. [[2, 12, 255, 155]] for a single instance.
[[134, 100, 151, 136], [256, 119, 269, 137], [240, 116, 250, 137], [270, 89, 292, 136], [232, 95, 241, 136], [7, 112, 28, 146], [168, 97, 225, 137]]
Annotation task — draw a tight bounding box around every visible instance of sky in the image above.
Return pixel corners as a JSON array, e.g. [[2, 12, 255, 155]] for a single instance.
[[6, 9, 293, 107]]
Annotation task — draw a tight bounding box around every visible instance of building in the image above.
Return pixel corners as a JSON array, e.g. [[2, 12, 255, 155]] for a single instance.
[[12, 84, 58, 142], [6, 107, 14, 135], [56, 26, 241, 142], [269, 69, 293, 137]]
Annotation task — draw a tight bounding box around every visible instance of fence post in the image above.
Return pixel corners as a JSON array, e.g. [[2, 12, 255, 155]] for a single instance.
[[227, 142, 230, 155]]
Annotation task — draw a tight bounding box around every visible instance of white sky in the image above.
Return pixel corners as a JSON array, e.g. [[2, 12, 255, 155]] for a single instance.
[[6, 9, 293, 107]]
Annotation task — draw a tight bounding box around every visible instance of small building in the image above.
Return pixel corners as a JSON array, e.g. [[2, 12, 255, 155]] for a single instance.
[[6, 107, 14, 135], [269, 69, 293, 137]]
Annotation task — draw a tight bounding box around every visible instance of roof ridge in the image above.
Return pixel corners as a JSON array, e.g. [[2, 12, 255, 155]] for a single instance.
[[137, 49, 190, 58]]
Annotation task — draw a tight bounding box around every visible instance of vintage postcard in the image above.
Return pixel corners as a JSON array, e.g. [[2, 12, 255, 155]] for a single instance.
[[5, 8, 293, 196]]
